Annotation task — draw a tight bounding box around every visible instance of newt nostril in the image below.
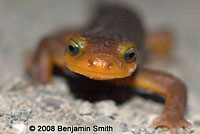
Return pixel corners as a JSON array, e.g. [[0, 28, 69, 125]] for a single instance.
[[88, 59, 93, 66], [107, 63, 113, 69]]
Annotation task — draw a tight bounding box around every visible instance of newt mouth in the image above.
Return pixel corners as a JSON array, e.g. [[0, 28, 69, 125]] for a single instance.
[[65, 64, 136, 80]]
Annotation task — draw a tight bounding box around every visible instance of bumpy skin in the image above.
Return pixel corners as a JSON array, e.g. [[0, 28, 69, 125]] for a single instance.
[[26, 5, 189, 133]]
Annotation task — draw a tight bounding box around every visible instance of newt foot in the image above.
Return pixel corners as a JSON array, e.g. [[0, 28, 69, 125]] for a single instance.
[[151, 115, 190, 134]]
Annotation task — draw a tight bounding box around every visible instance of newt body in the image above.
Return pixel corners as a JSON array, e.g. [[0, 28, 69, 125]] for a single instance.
[[26, 5, 189, 133]]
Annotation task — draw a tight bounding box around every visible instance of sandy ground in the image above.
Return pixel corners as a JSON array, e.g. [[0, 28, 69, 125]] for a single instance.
[[0, 0, 200, 134]]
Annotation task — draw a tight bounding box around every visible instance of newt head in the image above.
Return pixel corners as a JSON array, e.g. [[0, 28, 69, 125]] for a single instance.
[[64, 34, 137, 80]]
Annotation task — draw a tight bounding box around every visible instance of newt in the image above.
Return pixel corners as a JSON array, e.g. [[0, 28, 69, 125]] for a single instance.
[[26, 4, 189, 133]]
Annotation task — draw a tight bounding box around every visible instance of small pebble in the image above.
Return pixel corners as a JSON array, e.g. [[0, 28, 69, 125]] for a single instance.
[[119, 122, 128, 132], [78, 101, 93, 115], [12, 121, 26, 133], [146, 127, 155, 133], [42, 96, 63, 109], [82, 115, 96, 123], [95, 100, 117, 116], [65, 110, 77, 121], [131, 126, 140, 134], [11, 109, 32, 121]]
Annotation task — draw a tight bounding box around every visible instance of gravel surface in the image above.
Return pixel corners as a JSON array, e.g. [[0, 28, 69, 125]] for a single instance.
[[0, 0, 200, 134]]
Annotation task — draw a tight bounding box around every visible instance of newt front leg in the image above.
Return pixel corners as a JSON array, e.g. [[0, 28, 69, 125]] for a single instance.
[[115, 68, 190, 133], [25, 31, 77, 84]]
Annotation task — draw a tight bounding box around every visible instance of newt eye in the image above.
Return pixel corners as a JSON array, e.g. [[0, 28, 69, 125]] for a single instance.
[[67, 40, 81, 56], [67, 36, 86, 56], [118, 42, 137, 62], [123, 47, 136, 62]]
